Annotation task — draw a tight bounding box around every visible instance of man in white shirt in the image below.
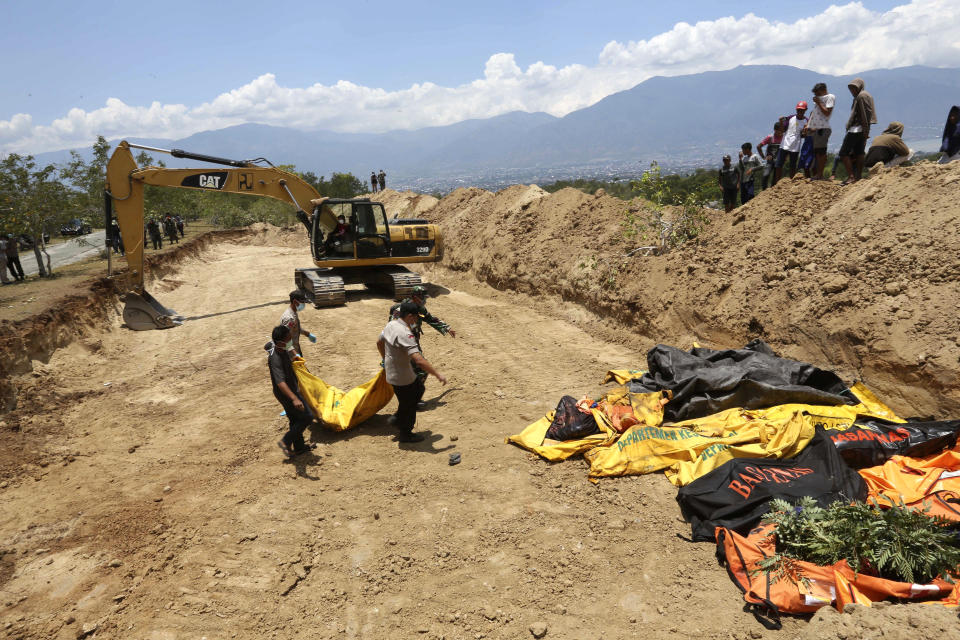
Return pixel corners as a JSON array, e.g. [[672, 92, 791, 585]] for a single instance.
[[805, 83, 835, 179], [378, 301, 447, 443], [776, 102, 808, 181]]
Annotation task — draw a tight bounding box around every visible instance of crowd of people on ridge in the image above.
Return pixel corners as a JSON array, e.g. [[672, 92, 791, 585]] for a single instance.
[[370, 170, 387, 193], [718, 78, 960, 213]]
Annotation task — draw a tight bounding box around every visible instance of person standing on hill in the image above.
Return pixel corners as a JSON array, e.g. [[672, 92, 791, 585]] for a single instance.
[[805, 83, 835, 179], [776, 102, 808, 181], [371, 171, 378, 193], [838, 78, 877, 185], [378, 300, 447, 443], [718, 155, 740, 213], [175, 214, 185, 238], [266, 324, 316, 458], [737, 143, 764, 205], [378, 170, 386, 192], [758, 121, 784, 189], [279, 289, 316, 358], [940, 106, 960, 163]]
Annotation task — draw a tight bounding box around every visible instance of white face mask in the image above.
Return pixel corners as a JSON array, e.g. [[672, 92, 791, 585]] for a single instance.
[[297, 302, 305, 312]]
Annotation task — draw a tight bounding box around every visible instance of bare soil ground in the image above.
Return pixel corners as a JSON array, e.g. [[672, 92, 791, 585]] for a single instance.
[[2, 164, 960, 639]]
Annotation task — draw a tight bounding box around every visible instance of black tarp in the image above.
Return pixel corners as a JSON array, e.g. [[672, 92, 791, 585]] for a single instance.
[[627, 340, 855, 422], [676, 431, 867, 541], [821, 417, 960, 469], [545, 395, 599, 441]]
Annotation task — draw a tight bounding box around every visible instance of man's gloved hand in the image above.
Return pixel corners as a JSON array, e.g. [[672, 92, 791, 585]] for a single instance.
[[308, 333, 317, 343]]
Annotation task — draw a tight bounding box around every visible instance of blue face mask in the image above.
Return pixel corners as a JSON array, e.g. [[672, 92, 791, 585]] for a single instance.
[[297, 303, 305, 312]]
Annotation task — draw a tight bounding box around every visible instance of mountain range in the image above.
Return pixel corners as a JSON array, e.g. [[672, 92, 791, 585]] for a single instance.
[[35, 65, 959, 189]]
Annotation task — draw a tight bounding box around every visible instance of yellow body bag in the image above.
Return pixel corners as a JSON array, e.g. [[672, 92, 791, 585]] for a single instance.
[[293, 360, 395, 431], [507, 410, 618, 462]]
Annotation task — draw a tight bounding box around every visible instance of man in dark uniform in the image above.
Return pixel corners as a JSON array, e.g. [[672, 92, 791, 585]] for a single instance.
[[266, 324, 316, 458], [388, 285, 456, 409], [147, 218, 163, 250]]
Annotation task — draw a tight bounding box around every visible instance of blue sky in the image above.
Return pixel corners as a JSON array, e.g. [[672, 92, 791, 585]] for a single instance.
[[1, 0, 950, 153]]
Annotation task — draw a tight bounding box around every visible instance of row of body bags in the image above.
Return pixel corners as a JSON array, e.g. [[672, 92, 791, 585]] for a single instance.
[[507, 342, 960, 615]]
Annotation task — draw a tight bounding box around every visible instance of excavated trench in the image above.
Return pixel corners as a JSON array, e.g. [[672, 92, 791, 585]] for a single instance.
[[1, 184, 959, 638]]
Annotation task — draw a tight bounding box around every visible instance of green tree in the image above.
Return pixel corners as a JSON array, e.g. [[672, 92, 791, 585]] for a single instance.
[[0, 154, 74, 276], [325, 172, 366, 198], [61, 135, 111, 227]]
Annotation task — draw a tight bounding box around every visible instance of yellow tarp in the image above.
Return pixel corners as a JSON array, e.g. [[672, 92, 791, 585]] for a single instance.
[[506, 410, 618, 462], [585, 407, 816, 485], [582, 382, 904, 485], [293, 360, 394, 431]]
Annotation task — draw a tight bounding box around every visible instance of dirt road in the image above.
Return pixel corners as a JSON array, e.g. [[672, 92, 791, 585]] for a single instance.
[[1, 235, 817, 640]]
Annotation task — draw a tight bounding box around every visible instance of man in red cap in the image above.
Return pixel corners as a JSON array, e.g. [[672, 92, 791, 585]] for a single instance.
[[776, 102, 808, 181]]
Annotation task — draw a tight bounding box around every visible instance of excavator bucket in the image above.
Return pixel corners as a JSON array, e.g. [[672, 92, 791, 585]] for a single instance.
[[122, 290, 183, 330]]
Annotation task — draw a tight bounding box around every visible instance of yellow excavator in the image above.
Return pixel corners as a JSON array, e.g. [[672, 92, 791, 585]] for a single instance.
[[105, 141, 443, 330]]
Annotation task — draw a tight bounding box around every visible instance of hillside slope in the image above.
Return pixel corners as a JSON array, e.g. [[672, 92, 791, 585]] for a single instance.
[[402, 161, 960, 418]]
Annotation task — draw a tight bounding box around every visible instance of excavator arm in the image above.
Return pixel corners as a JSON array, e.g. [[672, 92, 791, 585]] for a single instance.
[[105, 140, 322, 330]]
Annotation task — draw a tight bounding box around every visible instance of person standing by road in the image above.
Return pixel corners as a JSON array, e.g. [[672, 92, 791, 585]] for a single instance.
[[0, 236, 12, 284], [388, 285, 456, 409], [378, 170, 386, 192], [737, 143, 764, 205], [266, 325, 316, 458], [718, 155, 740, 213], [5, 234, 25, 282], [378, 300, 447, 443], [806, 83, 835, 179], [838, 78, 877, 185], [280, 290, 316, 358]]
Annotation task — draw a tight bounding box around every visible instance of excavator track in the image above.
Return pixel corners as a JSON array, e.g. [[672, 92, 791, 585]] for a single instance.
[[367, 266, 423, 299], [295, 268, 346, 308]]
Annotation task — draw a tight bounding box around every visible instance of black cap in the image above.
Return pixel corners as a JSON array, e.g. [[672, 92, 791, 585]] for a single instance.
[[290, 289, 307, 302], [398, 301, 419, 317]]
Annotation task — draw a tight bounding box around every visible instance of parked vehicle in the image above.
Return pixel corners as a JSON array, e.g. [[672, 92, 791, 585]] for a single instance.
[[60, 219, 92, 236]]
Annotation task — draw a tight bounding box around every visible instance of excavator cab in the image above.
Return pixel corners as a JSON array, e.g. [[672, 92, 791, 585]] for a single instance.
[[312, 199, 390, 261]]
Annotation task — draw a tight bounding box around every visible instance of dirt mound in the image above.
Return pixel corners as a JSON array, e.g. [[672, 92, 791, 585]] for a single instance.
[[370, 189, 439, 219], [425, 162, 960, 419]]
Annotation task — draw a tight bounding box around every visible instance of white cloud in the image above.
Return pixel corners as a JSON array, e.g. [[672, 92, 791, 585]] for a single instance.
[[2, 0, 959, 154]]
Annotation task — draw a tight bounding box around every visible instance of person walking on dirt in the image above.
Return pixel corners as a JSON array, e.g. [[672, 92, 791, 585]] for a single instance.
[[718, 155, 740, 213], [147, 218, 163, 250], [4, 234, 25, 282], [109, 220, 125, 255], [838, 78, 877, 185], [388, 285, 456, 409], [737, 143, 764, 205], [371, 171, 378, 193], [939, 106, 960, 163], [378, 170, 386, 192], [266, 325, 316, 458], [280, 290, 316, 358], [175, 215, 185, 238], [806, 83, 835, 179], [378, 300, 447, 443]]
